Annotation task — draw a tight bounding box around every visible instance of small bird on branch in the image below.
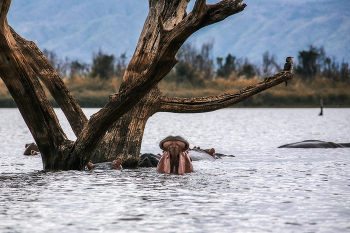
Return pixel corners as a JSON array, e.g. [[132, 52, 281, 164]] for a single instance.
[[283, 56, 294, 86]]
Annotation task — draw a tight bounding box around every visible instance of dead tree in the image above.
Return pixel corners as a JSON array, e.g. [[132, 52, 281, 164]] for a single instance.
[[0, 0, 293, 170]]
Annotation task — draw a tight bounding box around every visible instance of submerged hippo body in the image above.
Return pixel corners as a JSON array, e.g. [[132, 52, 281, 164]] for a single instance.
[[279, 140, 350, 148], [23, 143, 39, 155], [138, 149, 215, 168], [189, 149, 216, 161], [138, 153, 161, 167], [139, 146, 234, 168], [87, 158, 122, 170]]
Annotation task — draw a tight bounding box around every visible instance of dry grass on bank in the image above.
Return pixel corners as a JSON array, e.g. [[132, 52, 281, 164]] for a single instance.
[[159, 76, 350, 105], [1, 75, 349, 108]]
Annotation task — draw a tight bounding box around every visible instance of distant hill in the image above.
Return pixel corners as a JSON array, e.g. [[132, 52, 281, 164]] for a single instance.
[[7, 0, 350, 65]]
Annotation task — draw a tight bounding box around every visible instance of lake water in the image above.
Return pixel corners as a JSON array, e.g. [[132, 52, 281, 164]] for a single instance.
[[0, 108, 349, 233]]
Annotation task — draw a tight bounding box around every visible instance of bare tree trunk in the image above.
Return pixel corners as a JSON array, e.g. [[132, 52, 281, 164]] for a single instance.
[[92, 88, 161, 167], [1, 0, 293, 170]]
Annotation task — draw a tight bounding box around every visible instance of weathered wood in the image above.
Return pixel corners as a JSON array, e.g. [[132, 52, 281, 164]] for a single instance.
[[0, 0, 74, 169], [1, 0, 294, 170], [92, 88, 161, 167], [158, 72, 293, 113], [11, 27, 88, 137], [75, 0, 248, 166]]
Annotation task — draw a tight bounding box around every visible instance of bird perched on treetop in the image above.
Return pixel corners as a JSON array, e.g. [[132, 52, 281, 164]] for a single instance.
[[283, 57, 294, 86]]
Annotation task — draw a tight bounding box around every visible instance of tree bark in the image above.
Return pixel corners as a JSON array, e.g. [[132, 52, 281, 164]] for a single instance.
[[0, 0, 78, 169], [1, 0, 293, 170], [92, 88, 161, 167], [11, 27, 88, 137]]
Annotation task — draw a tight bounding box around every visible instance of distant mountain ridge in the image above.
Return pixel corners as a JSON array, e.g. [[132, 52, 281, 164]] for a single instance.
[[7, 0, 350, 65]]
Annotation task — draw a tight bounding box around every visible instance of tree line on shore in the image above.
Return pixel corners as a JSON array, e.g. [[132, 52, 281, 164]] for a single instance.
[[1, 42, 348, 108], [43, 42, 350, 85]]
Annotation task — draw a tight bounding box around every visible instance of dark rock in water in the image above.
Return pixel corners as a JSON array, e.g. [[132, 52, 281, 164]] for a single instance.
[[278, 140, 350, 148], [138, 153, 160, 167]]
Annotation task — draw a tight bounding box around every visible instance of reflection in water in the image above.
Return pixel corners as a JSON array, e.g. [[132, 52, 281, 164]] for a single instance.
[[0, 108, 350, 232]]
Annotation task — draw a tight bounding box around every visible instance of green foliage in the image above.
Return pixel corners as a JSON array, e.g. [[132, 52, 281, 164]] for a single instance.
[[238, 59, 256, 79], [43, 49, 71, 77], [296, 45, 324, 78], [217, 54, 236, 78], [43, 49, 59, 71], [115, 53, 127, 78], [294, 45, 350, 83], [340, 62, 350, 82], [90, 49, 115, 79], [164, 61, 205, 87], [216, 55, 259, 79], [262, 51, 281, 77], [0, 98, 17, 107], [174, 42, 214, 82], [39, 42, 350, 98], [70, 60, 89, 78]]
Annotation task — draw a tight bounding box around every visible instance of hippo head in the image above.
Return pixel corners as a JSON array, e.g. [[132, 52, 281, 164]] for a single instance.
[[111, 158, 122, 169], [157, 136, 193, 174]]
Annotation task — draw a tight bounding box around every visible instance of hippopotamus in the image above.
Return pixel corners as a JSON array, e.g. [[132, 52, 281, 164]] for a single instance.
[[278, 140, 350, 148], [23, 143, 40, 155], [189, 147, 234, 161], [138, 136, 235, 173], [138, 153, 161, 167], [156, 135, 194, 174], [138, 148, 216, 167]]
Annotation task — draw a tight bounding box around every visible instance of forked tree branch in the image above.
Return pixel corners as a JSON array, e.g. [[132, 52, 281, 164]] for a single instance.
[[159, 72, 293, 113], [10, 27, 88, 137], [0, 8, 69, 167], [2, 4, 86, 139], [121, 0, 246, 90], [74, 0, 248, 164], [118, 0, 247, 105], [0, 0, 88, 169]]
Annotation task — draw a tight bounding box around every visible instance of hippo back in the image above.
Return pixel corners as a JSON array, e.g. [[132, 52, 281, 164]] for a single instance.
[[278, 140, 345, 148], [189, 149, 216, 161]]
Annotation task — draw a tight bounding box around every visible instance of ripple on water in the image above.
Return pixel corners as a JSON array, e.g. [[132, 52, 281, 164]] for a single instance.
[[1, 108, 350, 232]]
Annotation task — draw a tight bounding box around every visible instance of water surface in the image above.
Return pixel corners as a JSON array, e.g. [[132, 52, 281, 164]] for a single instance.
[[1, 108, 349, 232]]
